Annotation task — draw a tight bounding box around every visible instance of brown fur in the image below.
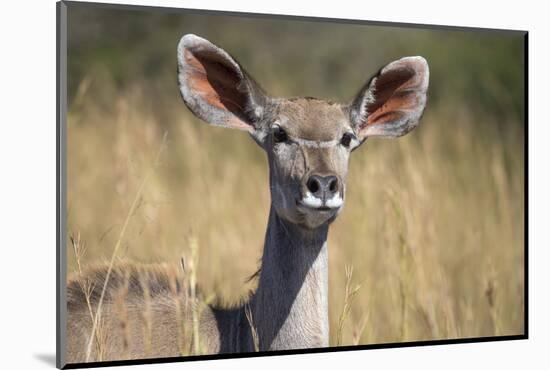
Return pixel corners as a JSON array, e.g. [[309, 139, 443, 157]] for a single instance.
[[67, 263, 221, 362]]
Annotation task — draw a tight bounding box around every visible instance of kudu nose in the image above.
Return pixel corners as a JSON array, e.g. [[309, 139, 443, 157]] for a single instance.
[[306, 175, 339, 201]]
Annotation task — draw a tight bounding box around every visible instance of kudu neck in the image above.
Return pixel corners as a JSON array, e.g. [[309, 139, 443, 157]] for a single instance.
[[251, 206, 330, 350]]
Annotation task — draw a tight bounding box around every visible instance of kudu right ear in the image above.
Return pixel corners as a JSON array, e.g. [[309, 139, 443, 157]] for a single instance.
[[177, 34, 268, 135], [350, 56, 429, 140]]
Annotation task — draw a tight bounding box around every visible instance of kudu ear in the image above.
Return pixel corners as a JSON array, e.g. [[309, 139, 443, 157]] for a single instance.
[[177, 34, 268, 135], [350, 56, 429, 140]]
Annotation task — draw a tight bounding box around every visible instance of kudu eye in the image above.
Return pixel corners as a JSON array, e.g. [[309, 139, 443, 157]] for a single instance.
[[340, 132, 354, 148], [273, 126, 289, 144]]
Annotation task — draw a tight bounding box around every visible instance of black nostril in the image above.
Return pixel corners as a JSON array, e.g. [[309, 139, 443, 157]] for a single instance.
[[306, 175, 339, 199], [307, 176, 321, 194], [328, 177, 338, 193]]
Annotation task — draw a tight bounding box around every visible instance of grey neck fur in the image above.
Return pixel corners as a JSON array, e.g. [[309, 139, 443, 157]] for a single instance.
[[214, 206, 329, 352]]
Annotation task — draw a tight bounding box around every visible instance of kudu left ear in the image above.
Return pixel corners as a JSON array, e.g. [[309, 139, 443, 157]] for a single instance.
[[177, 34, 268, 137], [350, 56, 429, 140]]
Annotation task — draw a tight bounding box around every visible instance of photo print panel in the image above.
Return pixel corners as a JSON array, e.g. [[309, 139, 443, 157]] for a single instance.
[[57, 1, 527, 368]]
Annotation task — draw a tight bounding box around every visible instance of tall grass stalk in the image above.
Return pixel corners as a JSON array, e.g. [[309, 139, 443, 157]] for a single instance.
[[71, 233, 106, 359], [188, 236, 202, 355], [84, 133, 167, 362], [245, 303, 260, 352], [336, 266, 362, 346]]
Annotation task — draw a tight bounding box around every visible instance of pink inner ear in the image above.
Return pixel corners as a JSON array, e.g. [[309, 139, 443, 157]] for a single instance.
[[184, 49, 251, 130], [364, 63, 426, 128], [185, 49, 226, 110]]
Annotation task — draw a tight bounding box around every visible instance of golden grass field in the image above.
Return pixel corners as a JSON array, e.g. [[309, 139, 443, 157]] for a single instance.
[[66, 7, 525, 351]]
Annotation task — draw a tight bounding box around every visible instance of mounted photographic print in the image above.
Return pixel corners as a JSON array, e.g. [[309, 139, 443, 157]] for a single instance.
[[56, 1, 527, 368]]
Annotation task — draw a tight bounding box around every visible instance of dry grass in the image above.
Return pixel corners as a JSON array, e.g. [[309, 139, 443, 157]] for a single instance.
[[245, 303, 260, 352], [336, 266, 362, 346], [67, 79, 524, 350], [80, 131, 166, 361]]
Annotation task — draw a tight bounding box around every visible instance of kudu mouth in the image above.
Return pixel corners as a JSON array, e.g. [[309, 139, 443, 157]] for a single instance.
[[296, 192, 344, 212]]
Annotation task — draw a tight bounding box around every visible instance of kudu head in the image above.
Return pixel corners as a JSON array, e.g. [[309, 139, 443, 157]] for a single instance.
[[177, 34, 429, 229]]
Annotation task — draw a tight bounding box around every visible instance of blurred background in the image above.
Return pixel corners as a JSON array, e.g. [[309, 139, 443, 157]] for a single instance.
[[66, 4, 525, 346]]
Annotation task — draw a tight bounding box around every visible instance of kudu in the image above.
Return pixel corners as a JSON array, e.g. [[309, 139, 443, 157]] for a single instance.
[[66, 34, 429, 363]]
